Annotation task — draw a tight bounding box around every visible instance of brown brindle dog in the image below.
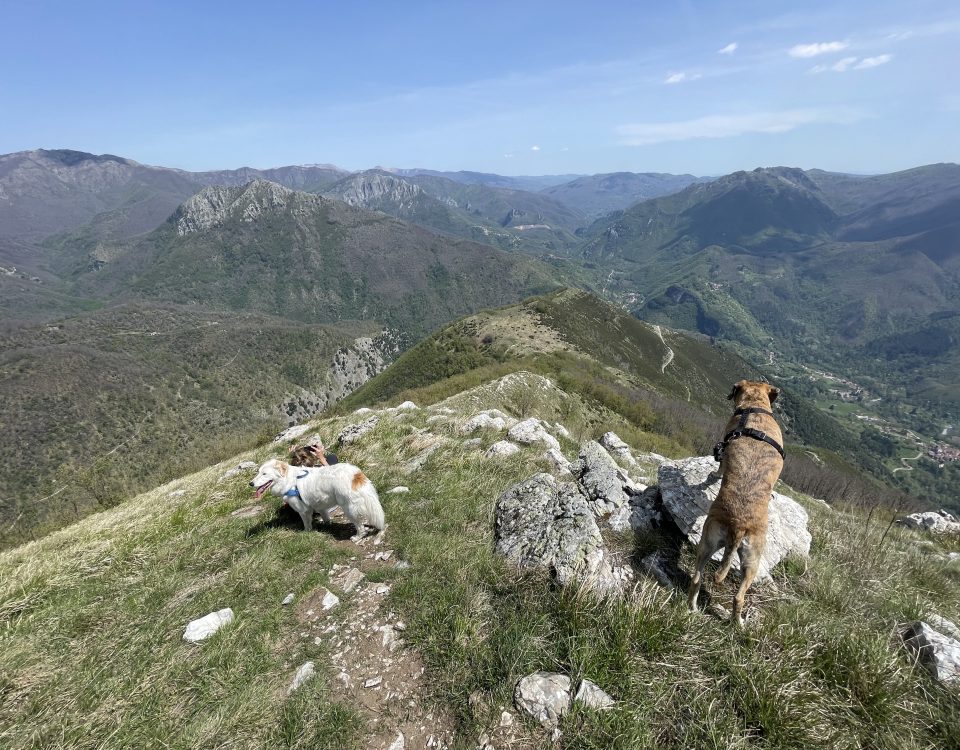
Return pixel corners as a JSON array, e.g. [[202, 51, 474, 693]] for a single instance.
[[687, 379, 784, 627]]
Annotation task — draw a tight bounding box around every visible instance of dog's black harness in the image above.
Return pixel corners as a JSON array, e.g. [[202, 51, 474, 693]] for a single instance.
[[713, 407, 785, 463]]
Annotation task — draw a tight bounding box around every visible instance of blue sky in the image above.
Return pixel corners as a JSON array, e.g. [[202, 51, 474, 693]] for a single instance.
[[1, 0, 958, 175]]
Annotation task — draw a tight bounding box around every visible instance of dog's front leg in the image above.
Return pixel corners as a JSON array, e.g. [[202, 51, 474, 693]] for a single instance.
[[288, 497, 313, 531]]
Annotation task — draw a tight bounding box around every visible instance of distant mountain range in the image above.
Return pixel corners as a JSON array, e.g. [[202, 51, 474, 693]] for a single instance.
[[2, 147, 959, 532]]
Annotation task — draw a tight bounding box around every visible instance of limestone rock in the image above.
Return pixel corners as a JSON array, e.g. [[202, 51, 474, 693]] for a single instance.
[[386, 732, 405, 750], [403, 441, 444, 473], [272, 423, 313, 445], [493, 473, 620, 592], [607, 486, 660, 534], [282, 593, 295, 606], [507, 418, 561, 451], [387, 486, 410, 494], [337, 415, 380, 445], [899, 510, 960, 535], [461, 412, 508, 434], [287, 661, 316, 694], [574, 679, 615, 710], [903, 620, 960, 683], [543, 447, 572, 474], [571, 441, 634, 516], [486, 440, 520, 458], [514, 671, 571, 728], [658, 456, 811, 580], [183, 608, 234, 642], [599, 431, 637, 466]]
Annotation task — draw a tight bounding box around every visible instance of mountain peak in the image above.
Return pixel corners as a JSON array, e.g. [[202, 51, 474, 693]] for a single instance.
[[174, 179, 308, 236]]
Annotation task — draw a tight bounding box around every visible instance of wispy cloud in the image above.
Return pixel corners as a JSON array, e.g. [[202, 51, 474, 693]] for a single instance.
[[789, 41, 849, 58], [617, 108, 863, 146], [664, 71, 701, 85], [718, 42, 738, 55], [810, 53, 893, 73], [855, 54, 892, 69], [530, 144, 541, 151]]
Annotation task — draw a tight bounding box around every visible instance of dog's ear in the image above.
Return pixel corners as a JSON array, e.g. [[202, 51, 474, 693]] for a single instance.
[[767, 385, 780, 403], [277, 461, 288, 476]]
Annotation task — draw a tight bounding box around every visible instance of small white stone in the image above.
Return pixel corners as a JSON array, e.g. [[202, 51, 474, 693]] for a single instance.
[[287, 661, 315, 694], [376, 584, 390, 595], [321, 590, 340, 610], [364, 676, 383, 688], [387, 486, 410, 494], [282, 593, 295, 606], [386, 731, 405, 750], [498, 710, 514, 727], [183, 608, 234, 642]]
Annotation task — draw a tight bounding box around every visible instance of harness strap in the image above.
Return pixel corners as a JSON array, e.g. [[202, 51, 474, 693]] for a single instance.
[[713, 407, 785, 462], [283, 470, 311, 499]]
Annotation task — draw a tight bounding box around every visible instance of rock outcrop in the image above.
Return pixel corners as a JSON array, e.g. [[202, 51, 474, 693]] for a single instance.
[[493, 474, 622, 592], [514, 672, 571, 728], [337, 415, 380, 445], [903, 619, 960, 683], [658, 456, 811, 580], [507, 418, 561, 451], [899, 510, 960, 535]]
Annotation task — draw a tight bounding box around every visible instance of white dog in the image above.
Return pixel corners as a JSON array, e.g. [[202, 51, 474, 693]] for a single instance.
[[250, 458, 385, 539]]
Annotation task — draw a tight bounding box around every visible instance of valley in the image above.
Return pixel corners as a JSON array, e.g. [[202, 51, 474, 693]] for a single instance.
[[1, 149, 959, 546]]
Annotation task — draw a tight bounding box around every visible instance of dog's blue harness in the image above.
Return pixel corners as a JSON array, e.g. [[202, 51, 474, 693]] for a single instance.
[[283, 470, 311, 500]]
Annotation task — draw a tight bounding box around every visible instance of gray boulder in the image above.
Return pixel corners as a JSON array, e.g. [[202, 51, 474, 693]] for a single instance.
[[607, 486, 661, 534], [485, 440, 520, 458], [337, 415, 380, 445], [903, 620, 960, 683], [514, 671, 571, 728], [599, 431, 637, 466], [461, 413, 507, 434], [494, 473, 621, 592], [658, 456, 811, 580], [272, 424, 313, 445], [507, 418, 561, 451], [571, 440, 650, 520]]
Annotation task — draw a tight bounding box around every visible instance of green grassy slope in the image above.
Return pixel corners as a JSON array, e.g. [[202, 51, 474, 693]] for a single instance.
[[1, 375, 957, 749]]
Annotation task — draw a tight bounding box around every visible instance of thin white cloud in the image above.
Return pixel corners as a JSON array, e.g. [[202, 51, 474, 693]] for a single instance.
[[617, 108, 863, 146], [855, 54, 892, 69], [530, 145, 541, 151], [503, 153, 514, 159], [810, 53, 893, 74], [718, 42, 738, 55], [832, 56, 858, 72], [789, 41, 849, 58], [664, 71, 702, 85]]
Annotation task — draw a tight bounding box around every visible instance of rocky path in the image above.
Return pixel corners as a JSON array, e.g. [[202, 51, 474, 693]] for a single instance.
[[292, 522, 457, 750]]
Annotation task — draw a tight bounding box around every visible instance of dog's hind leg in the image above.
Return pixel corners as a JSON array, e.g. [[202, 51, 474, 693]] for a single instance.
[[714, 530, 745, 584], [688, 516, 728, 612], [732, 535, 763, 627]]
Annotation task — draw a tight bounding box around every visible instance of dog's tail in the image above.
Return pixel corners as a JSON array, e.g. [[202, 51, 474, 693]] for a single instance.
[[352, 471, 385, 531]]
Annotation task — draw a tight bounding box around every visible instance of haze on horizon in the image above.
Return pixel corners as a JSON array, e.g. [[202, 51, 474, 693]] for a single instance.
[[2, 0, 958, 177]]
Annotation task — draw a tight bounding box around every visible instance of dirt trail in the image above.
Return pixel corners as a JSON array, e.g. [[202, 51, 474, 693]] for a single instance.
[[653, 324, 674, 374], [285, 520, 456, 749]]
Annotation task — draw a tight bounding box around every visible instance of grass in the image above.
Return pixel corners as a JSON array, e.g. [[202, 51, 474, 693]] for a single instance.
[[1, 373, 958, 749]]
